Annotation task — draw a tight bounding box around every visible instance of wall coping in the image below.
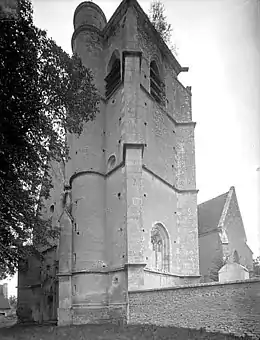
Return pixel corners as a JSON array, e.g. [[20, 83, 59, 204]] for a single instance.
[[144, 268, 200, 278], [128, 278, 260, 294]]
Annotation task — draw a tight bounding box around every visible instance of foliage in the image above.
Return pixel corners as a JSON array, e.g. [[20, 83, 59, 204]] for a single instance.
[[0, 0, 99, 279], [8, 295, 17, 309], [208, 256, 225, 282], [148, 0, 178, 56], [252, 256, 260, 276]]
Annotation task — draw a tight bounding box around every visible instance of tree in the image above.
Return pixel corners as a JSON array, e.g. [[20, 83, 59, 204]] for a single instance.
[[252, 256, 260, 276], [208, 256, 225, 282], [148, 0, 178, 56], [0, 0, 100, 279], [9, 295, 17, 309]]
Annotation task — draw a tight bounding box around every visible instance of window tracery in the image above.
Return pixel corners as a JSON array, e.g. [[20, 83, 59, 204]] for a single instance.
[[151, 223, 170, 272]]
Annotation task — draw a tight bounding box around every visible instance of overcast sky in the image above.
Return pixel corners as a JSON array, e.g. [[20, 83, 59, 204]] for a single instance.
[[2, 0, 259, 296]]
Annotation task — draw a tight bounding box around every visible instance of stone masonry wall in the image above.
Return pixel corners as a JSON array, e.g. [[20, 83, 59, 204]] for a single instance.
[[18, 248, 58, 323], [176, 192, 200, 275], [142, 91, 176, 187], [129, 279, 260, 338], [141, 170, 177, 274]]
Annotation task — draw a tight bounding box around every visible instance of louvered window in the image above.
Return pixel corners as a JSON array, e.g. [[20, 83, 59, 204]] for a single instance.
[[150, 61, 165, 105], [105, 58, 121, 98]]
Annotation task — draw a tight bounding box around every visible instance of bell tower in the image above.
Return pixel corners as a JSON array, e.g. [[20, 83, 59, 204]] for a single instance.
[[57, 0, 200, 325], [18, 0, 200, 327]]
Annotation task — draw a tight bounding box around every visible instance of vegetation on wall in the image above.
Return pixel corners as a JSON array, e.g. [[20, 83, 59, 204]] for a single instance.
[[148, 0, 178, 56], [253, 256, 260, 276], [8, 295, 17, 309], [0, 0, 99, 279], [208, 256, 225, 282]]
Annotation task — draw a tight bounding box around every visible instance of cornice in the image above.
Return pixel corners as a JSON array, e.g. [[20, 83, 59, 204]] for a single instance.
[[142, 165, 198, 195], [69, 161, 124, 187], [68, 144, 198, 196]]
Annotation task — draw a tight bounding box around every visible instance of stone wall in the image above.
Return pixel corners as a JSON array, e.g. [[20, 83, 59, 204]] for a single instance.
[[142, 90, 176, 187], [18, 249, 58, 323], [129, 279, 260, 338], [142, 170, 177, 274]]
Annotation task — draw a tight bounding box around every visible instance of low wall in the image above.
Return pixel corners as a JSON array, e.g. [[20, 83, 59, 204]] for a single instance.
[[142, 270, 200, 290], [128, 279, 260, 338]]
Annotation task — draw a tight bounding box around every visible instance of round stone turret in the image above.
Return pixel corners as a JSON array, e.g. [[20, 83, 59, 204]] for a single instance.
[[72, 1, 107, 91], [73, 1, 107, 31]]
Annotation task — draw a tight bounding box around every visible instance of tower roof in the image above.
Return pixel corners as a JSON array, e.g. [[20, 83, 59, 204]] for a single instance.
[[72, 0, 186, 75], [73, 1, 107, 31]]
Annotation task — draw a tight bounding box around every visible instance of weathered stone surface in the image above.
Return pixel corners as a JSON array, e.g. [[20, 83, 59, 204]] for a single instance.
[[129, 279, 260, 338], [18, 0, 200, 327]]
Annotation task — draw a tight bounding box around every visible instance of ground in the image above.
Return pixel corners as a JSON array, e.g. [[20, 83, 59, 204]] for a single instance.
[[0, 321, 255, 340]]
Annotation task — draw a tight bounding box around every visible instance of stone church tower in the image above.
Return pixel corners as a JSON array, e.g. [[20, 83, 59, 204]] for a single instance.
[[18, 0, 200, 326]]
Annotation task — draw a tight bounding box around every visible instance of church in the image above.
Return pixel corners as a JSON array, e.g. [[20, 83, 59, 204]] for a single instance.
[[18, 0, 201, 325]]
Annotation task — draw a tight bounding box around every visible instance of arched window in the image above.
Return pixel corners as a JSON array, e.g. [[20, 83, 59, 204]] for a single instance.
[[151, 223, 170, 272], [150, 60, 165, 105], [105, 50, 121, 97]]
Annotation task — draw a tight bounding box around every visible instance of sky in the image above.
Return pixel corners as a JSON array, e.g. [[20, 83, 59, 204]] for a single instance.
[[1, 0, 259, 297]]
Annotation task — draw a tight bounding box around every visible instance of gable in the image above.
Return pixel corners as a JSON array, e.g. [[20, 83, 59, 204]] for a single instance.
[[103, 0, 129, 39], [223, 188, 247, 242], [103, 0, 183, 75], [198, 192, 228, 235]]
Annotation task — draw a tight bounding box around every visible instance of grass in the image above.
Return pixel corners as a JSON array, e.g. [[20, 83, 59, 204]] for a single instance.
[[0, 322, 255, 340]]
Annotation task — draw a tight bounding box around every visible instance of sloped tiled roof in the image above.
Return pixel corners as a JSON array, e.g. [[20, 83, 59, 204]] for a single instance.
[[0, 295, 10, 310], [198, 191, 229, 235]]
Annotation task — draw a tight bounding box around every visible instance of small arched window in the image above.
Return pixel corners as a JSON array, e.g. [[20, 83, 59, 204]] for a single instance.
[[105, 50, 121, 97], [150, 60, 165, 105], [151, 223, 170, 272]]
